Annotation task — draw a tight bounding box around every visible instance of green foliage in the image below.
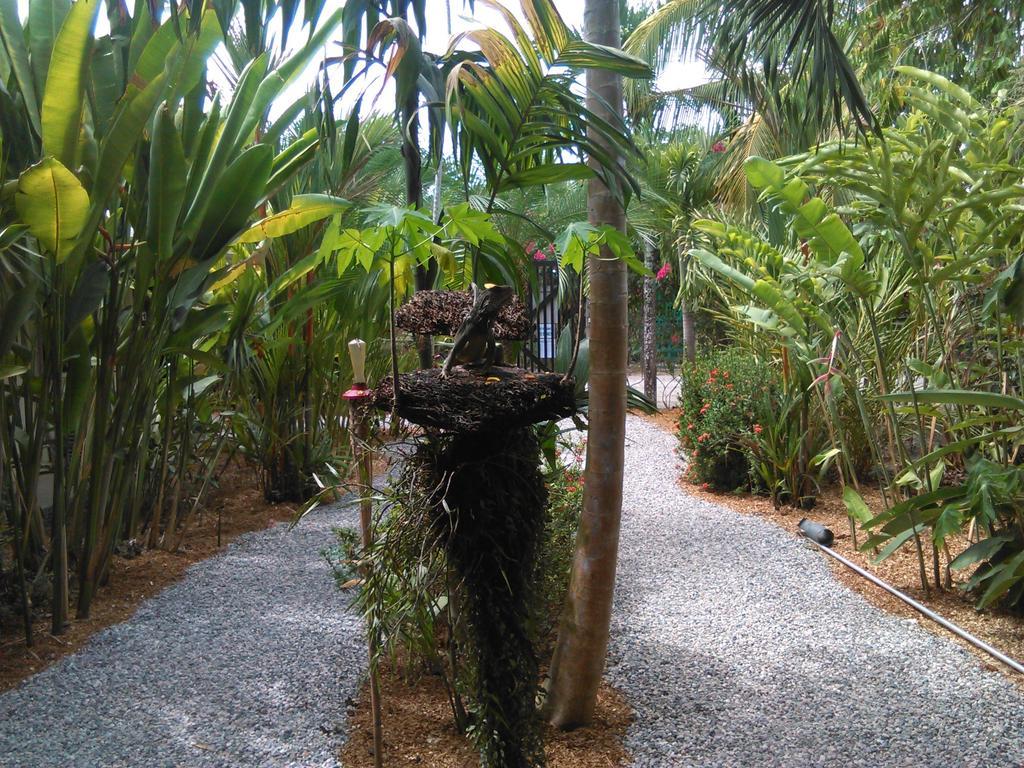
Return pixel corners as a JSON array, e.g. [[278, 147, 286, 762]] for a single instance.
[[688, 68, 1024, 604], [0, 0, 346, 627], [322, 526, 361, 588], [678, 349, 774, 491], [443, 0, 650, 205], [534, 436, 585, 648]]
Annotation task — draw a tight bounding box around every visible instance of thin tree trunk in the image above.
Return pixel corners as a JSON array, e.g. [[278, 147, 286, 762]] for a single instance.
[[679, 245, 696, 363], [546, 0, 627, 729], [642, 242, 657, 403], [681, 301, 696, 363]]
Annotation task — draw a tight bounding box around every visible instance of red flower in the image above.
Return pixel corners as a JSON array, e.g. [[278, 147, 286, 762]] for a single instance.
[[712, 141, 726, 153], [655, 263, 672, 281], [753, 424, 763, 434]]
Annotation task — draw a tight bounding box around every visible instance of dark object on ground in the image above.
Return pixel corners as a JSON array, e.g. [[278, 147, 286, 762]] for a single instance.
[[395, 289, 531, 340], [374, 367, 576, 433], [798, 518, 834, 547], [441, 285, 516, 377]]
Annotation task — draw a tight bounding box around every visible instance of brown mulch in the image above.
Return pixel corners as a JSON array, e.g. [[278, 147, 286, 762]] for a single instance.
[[0, 461, 300, 693], [340, 666, 632, 768], [639, 409, 1024, 683]]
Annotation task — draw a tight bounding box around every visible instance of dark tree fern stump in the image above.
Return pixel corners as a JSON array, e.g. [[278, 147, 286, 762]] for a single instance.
[[372, 289, 578, 767]]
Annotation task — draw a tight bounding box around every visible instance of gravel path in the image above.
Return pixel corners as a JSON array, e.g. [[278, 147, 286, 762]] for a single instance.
[[608, 415, 1024, 768], [0, 499, 363, 768]]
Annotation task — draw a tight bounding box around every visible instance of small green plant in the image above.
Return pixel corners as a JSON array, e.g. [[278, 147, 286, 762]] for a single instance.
[[678, 349, 774, 491], [534, 436, 585, 648], [745, 387, 833, 508], [322, 527, 361, 589]]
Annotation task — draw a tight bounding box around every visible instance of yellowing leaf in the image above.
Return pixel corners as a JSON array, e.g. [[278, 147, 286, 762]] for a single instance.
[[233, 194, 349, 244], [15, 157, 89, 262]]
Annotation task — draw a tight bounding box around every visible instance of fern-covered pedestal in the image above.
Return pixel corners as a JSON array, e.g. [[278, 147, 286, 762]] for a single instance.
[[375, 290, 576, 767]]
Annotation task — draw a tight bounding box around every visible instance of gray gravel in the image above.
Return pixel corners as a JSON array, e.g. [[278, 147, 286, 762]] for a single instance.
[[0, 499, 364, 768], [608, 415, 1024, 768]]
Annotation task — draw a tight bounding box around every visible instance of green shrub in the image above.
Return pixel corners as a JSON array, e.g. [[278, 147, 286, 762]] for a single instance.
[[534, 436, 585, 651], [678, 349, 774, 491]]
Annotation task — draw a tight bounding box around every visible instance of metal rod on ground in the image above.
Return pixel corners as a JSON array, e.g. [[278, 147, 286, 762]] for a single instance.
[[343, 339, 384, 768], [798, 519, 1024, 676]]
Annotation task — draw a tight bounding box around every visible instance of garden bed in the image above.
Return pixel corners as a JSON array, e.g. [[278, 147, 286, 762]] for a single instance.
[[339, 665, 632, 767]]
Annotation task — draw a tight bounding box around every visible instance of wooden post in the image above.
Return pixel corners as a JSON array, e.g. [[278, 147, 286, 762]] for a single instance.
[[343, 339, 384, 768]]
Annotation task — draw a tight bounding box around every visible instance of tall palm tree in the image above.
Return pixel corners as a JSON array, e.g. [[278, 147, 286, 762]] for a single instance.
[[546, 0, 878, 730], [545, 0, 630, 729]]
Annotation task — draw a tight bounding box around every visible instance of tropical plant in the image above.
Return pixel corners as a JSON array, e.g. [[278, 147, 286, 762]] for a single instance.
[[0, 0, 344, 633], [688, 67, 1024, 604]]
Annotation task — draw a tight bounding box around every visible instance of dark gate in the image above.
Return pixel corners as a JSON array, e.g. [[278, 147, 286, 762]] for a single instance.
[[519, 257, 562, 372]]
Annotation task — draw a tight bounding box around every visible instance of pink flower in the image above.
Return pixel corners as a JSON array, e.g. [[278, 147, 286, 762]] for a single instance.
[[655, 263, 672, 281], [533, 250, 546, 261], [712, 141, 726, 153], [753, 424, 763, 434]]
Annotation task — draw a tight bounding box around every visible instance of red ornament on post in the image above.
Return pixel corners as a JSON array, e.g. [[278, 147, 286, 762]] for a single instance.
[[343, 338, 383, 768]]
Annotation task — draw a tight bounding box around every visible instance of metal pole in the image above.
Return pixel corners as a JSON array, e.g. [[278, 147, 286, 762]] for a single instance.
[[343, 339, 384, 767], [799, 523, 1024, 676]]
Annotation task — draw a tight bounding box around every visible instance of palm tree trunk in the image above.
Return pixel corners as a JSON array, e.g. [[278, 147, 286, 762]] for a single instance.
[[546, 0, 627, 729], [396, 4, 435, 370], [679, 244, 696, 363], [642, 242, 657, 402], [681, 299, 696, 363]]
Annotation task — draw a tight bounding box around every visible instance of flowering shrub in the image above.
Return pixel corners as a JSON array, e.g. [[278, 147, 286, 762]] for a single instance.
[[678, 349, 775, 490], [525, 240, 556, 262]]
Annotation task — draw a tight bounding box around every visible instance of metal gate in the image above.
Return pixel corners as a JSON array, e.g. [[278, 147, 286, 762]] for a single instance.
[[519, 257, 562, 371]]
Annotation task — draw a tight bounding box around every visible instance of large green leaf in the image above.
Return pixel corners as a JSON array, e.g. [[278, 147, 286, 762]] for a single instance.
[[147, 105, 187, 262], [0, 364, 28, 381], [189, 144, 274, 262], [15, 157, 89, 261], [949, 536, 1012, 572], [877, 389, 1024, 411], [234, 194, 350, 244], [0, 0, 40, 132], [76, 12, 221, 261], [842, 487, 873, 525], [41, 0, 100, 167], [0, 275, 36, 356], [29, 0, 71, 97], [744, 156, 785, 189]]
